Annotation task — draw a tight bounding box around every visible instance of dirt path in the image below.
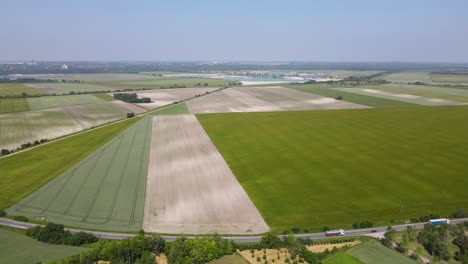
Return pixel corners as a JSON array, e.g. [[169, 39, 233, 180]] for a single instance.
[[143, 115, 269, 234]]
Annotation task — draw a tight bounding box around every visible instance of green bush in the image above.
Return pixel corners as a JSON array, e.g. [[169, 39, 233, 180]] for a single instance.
[[13, 215, 29, 222], [0, 209, 6, 217]]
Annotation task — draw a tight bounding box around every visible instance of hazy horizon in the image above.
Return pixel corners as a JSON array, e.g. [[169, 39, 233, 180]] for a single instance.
[[2, 0, 468, 62]]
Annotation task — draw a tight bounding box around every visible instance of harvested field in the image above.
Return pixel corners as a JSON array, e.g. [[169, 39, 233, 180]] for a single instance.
[[187, 86, 367, 113], [0, 101, 140, 150], [334, 88, 467, 106], [307, 241, 361, 253], [0, 83, 46, 97], [7, 117, 153, 231], [367, 85, 468, 103], [0, 229, 87, 264], [431, 73, 468, 84], [117, 87, 216, 109], [197, 107, 468, 230], [376, 71, 432, 83], [143, 115, 269, 234]]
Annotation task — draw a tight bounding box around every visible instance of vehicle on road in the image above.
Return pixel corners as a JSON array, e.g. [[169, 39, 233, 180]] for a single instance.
[[325, 229, 345, 237], [371, 229, 377, 233], [429, 218, 450, 225]]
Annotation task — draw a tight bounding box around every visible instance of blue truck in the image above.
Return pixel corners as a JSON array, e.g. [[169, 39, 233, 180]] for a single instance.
[[429, 218, 450, 225]]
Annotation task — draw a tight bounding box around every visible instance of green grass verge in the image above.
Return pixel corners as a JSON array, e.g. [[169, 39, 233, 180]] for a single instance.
[[92, 93, 115, 101], [431, 74, 468, 84], [324, 253, 363, 264], [287, 84, 418, 108], [150, 102, 189, 115], [0, 84, 46, 97], [197, 107, 468, 230], [7, 117, 153, 231], [0, 117, 142, 209], [348, 240, 417, 264], [0, 229, 87, 264], [0, 98, 30, 113]]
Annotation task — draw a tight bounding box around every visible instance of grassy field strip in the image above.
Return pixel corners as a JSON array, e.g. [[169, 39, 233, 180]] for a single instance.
[[91, 93, 115, 101], [333, 88, 466, 106], [27, 94, 105, 110], [348, 240, 417, 264], [123, 87, 217, 109], [116, 76, 230, 86], [0, 229, 87, 264], [367, 86, 468, 103], [7, 117, 152, 231], [0, 83, 46, 97], [288, 85, 418, 108], [0, 116, 141, 209], [384, 83, 468, 96], [375, 72, 432, 83], [24, 83, 63, 94], [143, 115, 269, 234], [149, 102, 189, 115], [0, 101, 137, 151], [37, 83, 118, 93], [323, 253, 363, 264], [187, 86, 367, 113], [431, 74, 468, 84], [0, 98, 30, 113], [197, 107, 468, 230]]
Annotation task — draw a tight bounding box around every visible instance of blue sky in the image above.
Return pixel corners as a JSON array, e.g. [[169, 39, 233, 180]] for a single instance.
[[1, 0, 468, 61]]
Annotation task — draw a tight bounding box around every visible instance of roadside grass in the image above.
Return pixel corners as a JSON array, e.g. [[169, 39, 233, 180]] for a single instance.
[[0, 116, 142, 209], [366, 86, 468, 103], [0, 83, 45, 97], [0, 98, 30, 113], [0, 229, 87, 264], [27, 94, 105, 110], [197, 106, 468, 230], [7, 117, 152, 232], [92, 93, 115, 101], [150, 102, 189, 115], [431, 74, 468, 84], [287, 84, 417, 107], [348, 240, 417, 264], [323, 253, 363, 264]]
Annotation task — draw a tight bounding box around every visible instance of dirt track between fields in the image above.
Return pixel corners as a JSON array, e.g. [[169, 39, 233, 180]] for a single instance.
[[143, 115, 269, 234]]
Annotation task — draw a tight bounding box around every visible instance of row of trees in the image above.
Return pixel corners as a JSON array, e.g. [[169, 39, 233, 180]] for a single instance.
[[26, 223, 97, 246], [113, 93, 151, 103], [1, 138, 48, 156]]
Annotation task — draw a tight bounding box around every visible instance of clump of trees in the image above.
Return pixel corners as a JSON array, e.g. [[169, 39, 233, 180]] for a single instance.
[[26, 223, 97, 246], [113, 93, 151, 103], [417, 224, 450, 261]]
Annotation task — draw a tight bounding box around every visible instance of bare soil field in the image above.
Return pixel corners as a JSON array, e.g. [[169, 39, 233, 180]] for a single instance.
[[112, 87, 217, 109], [0, 101, 142, 150], [307, 241, 361, 253], [239, 248, 303, 264], [186, 86, 367, 113], [143, 115, 269, 234]]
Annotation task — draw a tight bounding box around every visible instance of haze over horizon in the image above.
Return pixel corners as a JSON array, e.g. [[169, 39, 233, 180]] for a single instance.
[[2, 0, 468, 62]]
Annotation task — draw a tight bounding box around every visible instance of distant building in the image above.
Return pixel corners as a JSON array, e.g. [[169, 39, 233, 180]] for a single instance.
[[61, 64, 69, 70]]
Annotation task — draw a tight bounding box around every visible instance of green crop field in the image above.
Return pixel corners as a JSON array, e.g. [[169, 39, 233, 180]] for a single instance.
[[349, 240, 416, 264], [324, 253, 363, 264], [376, 72, 432, 83], [38, 83, 117, 93], [0, 229, 87, 264], [0, 98, 30, 113], [0, 84, 45, 97], [27, 94, 105, 110], [92, 93, 115, 101], [150, 102, 189, 115], [287, 84, 417, 108], [0, 117, 141, 210], [431, 74, 468, 84], [198, 107, 468, 230], [8, 117, 152, 231]]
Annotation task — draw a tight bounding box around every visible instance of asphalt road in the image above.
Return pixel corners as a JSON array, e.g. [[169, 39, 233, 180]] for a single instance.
[[1, 217, 467, 242]]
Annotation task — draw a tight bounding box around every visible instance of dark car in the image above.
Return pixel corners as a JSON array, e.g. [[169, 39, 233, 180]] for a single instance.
[[371, 229, 377, 233]]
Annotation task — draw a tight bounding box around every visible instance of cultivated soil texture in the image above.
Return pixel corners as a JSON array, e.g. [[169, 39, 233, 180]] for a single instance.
[[143, 115, 269, 234], [7, 117, 153, 231], [186, 86, 367, 113]]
